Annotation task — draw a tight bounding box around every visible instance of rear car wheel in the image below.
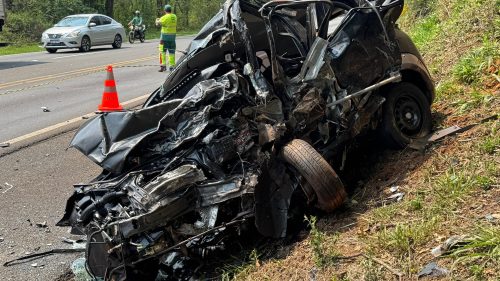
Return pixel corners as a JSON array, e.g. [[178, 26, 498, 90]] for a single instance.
[[380, 82, 432, 148], [281, 139, 347, 212], [79, 36, 91, 52], [112, 34, 122, 49], [46, 48, 57, 53]]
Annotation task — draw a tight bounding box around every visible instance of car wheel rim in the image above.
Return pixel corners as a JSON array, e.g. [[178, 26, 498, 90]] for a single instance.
[[82, 38, 90, 51], [394, 95, 422, 135], [115, 36, 122, 47]]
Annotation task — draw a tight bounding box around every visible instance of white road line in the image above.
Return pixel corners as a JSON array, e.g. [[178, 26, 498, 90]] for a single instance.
[[52, 53, 92, 60], [52, 50, 115, 60], [3, 94, 150, 146]]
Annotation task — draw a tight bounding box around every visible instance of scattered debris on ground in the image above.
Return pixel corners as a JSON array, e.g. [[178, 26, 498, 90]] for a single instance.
[[417, 262, 449, 278]]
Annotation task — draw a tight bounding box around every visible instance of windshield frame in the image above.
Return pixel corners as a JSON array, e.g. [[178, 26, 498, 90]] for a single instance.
[[55, 16, 90, 27]]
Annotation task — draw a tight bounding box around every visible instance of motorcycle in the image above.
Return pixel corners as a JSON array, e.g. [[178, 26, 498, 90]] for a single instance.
[[128, 24, 145, 43], [58, 0, 434, 280]]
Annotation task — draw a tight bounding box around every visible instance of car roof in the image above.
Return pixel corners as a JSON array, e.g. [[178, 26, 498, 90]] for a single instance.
[[65, 14, 111, 18]]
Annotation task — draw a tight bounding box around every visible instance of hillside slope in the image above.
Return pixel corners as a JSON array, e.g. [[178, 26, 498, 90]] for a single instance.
[[231, 1, 499, 280]]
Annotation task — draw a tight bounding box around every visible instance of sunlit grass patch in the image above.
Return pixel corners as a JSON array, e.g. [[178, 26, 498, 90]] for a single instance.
[[445, 226, 500, 264], [406, 15, 440, 50], [0, 44, 42, 56], [454, 39, 500, 85], [305, 215, 341, 268], [374, 217, 438, 257], [478, 124, 500, 155]]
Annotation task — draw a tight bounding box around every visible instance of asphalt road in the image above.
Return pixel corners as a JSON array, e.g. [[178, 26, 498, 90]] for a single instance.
[[0, 36, 193, 143], [0, 37, 194, 281]]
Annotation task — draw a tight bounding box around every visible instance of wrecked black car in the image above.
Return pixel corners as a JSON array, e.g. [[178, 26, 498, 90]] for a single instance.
[[58, 0, 434, 279]]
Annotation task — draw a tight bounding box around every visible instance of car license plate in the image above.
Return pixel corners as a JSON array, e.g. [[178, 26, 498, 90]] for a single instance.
[[50, 39, 60, 43]]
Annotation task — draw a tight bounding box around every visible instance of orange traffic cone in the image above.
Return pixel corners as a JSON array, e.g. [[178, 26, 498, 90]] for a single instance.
[[98, 65, 123, 112]]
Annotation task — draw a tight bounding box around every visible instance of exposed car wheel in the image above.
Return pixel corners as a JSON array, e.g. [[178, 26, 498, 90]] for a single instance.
[[46, 48, 57, 53], [281, 139, 347, 212], [79, 36, 91, 52], [112, 34, 122, 49], [380, 82, 432, 148], [128, 31, 134, 44]]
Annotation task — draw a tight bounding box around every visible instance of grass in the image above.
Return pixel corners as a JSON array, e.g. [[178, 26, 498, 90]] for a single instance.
[[374, 218, 438, 258], [0, 43, 42, 56], [305, 216, 341, 268], [361, 257, 384, 281], [446, 226, 500, 264], [453, 38, 500, 85]]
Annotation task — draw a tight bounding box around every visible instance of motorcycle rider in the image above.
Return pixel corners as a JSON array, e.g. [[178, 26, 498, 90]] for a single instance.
[[155, 5, 177, 72], [129, 10, 144, 37]]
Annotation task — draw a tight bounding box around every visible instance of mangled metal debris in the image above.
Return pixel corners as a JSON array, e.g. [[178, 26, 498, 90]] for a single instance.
[[409, 114, 499, 151], [57, 0, 435, 280], [417, 262, 449, 278]]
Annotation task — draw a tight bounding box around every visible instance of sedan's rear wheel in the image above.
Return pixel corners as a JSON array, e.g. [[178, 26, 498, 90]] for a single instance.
[[112, 34, 122, 49], [281, 139, 347, 212], [79, 36, 91, 52], [46, 48, 57, 53]]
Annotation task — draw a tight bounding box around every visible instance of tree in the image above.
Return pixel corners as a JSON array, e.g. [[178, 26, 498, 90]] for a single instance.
[[105, 0, 114, 17]]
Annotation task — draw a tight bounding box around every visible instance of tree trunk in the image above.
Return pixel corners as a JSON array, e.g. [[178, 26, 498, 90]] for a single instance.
[[105, 0, 114, 17]]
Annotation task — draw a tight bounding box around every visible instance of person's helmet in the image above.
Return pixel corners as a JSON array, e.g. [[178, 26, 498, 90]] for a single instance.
[[164, 5, 172, 12], [135, 10, 140, 15]]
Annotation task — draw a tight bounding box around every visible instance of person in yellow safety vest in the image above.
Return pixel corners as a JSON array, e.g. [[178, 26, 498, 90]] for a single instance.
[[155, 5, 177, 72]]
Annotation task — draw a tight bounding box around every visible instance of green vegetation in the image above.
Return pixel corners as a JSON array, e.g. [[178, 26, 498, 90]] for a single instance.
[[305, 216, 341, 267], [221, 249, 261, 281], [0, 44, 42, 55], [375, 218, 438, 257], [446, 226, 500, 264], [454, 39, 500, 85]]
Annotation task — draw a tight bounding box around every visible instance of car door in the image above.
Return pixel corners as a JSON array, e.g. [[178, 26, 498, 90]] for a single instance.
[[99, 16, 114, 44], [88, 16, 104, 45], [326, 2, 401, 91]]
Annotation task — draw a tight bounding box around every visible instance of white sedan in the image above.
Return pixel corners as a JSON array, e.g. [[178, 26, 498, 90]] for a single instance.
[[41, 14, 126, 53]]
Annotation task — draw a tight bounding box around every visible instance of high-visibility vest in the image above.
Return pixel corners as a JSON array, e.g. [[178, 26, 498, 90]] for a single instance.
[[159, 13, 177, 35]]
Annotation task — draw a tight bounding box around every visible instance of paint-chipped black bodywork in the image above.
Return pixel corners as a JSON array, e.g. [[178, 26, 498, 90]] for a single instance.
[[58, 1, 434, 280]]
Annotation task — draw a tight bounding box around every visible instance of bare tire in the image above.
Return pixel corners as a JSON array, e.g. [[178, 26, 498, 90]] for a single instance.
[[79, 36, 91, 52], [281, 139, 347, 212]]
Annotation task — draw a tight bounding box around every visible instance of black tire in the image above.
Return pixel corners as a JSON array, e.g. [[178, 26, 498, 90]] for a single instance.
[[112, 34, 122, 49], [79, 36, 91, 52], [281, 139, 347, 212], [46, 48, 57, 53], [139, 35, 145, 43], [380, 82, 432, 148], [128, 32, 134, 44]]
